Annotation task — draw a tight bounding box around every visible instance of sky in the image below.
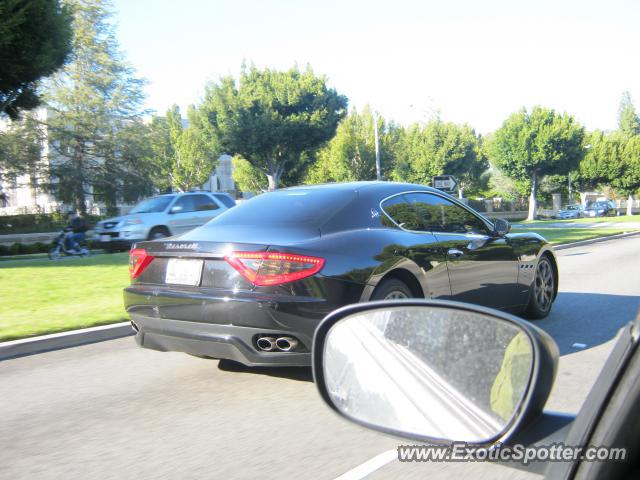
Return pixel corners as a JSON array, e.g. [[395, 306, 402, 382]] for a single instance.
[[111, 0, 640, 134]]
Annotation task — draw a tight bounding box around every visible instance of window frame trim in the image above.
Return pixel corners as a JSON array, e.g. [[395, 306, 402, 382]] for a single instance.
[[378, 190, 495, 236]]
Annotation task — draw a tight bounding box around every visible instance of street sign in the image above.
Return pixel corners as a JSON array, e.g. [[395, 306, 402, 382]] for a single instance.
[[432, 175, 458, 193]]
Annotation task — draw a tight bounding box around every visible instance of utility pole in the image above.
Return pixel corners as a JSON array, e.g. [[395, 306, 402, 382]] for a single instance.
[[373, 110, 381, 180]]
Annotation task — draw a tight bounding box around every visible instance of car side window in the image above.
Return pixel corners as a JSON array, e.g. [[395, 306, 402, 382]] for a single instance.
[[403, 193, 490, 235], [213, 194, 236, 208], [191, 194, 219, 211], [380, 195, 422, 231], [171, 196, 194, 213]]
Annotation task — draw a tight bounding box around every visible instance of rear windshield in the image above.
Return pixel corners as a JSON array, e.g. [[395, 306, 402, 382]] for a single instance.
[[129, 195, 175, 213], [207, 189, 356, 227]]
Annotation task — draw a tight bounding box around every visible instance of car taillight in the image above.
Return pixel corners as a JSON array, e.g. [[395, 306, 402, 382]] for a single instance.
[[129, 248, 154, 279], [224, 251, 325, 286]]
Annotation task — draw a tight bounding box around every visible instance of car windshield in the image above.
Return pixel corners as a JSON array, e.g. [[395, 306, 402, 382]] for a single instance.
[[206, 189, 355, 227], [129, 195, 175, 213]]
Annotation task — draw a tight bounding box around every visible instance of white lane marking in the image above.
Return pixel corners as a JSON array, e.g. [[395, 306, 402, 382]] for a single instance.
[[333, 449, 397, 480]]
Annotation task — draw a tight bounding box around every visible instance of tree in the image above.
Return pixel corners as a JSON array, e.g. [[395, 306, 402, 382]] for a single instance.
[[618, 91, 640, 137], [488, 107, 585, 220], [201, 65, 347, 190], [0, 0, 72, 118], [0, 113, 46, 202], [616, 136, 640, 215], [577, 131, 621, 192], [305, 105, 392, 184], [44, 0, 148, 214], [142, 115, 174, 193], [159, 105, 217, 192], [391, 120, 486, 198], [232, 155, 267, 194]]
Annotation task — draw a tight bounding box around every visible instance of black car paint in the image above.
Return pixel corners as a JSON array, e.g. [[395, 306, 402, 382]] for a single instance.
[[124, 182, 557, 366]]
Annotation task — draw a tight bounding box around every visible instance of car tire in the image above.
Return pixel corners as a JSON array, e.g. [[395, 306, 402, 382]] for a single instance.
[[148, 227, 170, 240], [523, 256, 556, 320], [371, 278, 413, 301]]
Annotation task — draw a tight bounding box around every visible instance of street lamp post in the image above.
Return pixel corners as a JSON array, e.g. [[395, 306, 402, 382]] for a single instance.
[[373, 110, 381, 181]]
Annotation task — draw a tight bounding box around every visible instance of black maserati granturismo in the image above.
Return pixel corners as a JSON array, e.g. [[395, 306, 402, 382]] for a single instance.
[[124, 182, 558, 366]]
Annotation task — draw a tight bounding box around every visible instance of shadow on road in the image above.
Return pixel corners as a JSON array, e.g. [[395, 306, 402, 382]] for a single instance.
[[217, 359, 313, 382], [535, 291, 640, 355]]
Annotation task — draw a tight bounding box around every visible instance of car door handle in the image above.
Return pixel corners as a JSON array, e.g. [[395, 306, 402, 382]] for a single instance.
[[447, 249, 464, 258]]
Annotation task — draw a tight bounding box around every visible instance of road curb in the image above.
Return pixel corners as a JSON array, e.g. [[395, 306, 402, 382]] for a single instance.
[[0, 322, 134, 361], [554, 230, 640, 250]]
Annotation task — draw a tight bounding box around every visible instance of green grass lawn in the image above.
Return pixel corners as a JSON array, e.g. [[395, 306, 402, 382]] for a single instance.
[[512, 214, 640, 244], [519, 214, 640, 225], [511, 227, 639, 245], [0, 253, 130, 342], [1, 217, 638, 342]]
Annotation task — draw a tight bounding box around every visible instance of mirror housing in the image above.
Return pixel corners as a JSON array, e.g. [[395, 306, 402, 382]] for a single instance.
[[493, 218, 511, 237], [313, 300, 558, 446]]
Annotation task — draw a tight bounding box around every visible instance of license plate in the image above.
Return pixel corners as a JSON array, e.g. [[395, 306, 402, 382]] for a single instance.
[[165, 258, 203, 286], [100, 235, 111, 242]]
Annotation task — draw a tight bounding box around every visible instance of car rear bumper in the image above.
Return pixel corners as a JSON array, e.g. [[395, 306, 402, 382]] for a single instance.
[[130, 315, 311, 366], [123, 281, 362, 366]]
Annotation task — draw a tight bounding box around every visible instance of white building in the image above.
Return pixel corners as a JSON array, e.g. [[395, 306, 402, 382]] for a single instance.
[[0, 108, 236, 215]]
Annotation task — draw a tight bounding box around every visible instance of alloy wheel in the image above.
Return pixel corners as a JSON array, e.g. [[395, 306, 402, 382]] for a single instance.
[[534, 259, 554, 311], [384, 290, 409, 300]]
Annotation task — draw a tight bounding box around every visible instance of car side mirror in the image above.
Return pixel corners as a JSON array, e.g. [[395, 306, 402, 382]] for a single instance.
[[493, 218, 510, 237], [169, 206, 182, 214], [313, 300, 558, 446]]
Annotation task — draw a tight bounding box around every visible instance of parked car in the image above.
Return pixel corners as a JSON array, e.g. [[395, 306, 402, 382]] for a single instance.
[[312, 299, 639, 479], [94, 192, 236, 251], [584, 200, 618, 217], [555, 204, 584, 219], [124, 182, 558, 367]]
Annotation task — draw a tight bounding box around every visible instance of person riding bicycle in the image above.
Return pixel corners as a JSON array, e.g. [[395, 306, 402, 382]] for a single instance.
[[65, 210, 88, 252]]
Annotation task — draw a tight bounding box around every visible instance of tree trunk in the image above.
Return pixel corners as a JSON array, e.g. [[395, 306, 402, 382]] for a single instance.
[[527, 172, 538, 221], [579, 191, 588, 206], [627, 194, 634, 216], [266, 171, 280, 191], [567, 173, 574, 204]]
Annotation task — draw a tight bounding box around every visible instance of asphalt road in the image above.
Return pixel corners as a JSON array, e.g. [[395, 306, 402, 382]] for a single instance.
[[1, 236, 639, 480]]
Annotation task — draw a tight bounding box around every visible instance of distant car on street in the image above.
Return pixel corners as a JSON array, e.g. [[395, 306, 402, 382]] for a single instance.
[[555, 204, 584, 219], [584, 200, 618, 218], [94, 192, 236, 251]]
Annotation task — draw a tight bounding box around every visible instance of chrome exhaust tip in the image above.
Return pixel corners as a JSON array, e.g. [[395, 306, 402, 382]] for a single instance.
[[276, 336, 299, 352], [256, 336, 276, 351]]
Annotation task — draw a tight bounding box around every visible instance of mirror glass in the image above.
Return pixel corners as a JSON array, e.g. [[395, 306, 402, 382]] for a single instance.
[[322, 306, 533, 443], [493, 218, 510, 235]]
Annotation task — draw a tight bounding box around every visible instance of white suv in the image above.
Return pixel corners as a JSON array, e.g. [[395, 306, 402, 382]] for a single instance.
[[94, 192, 236, 251]]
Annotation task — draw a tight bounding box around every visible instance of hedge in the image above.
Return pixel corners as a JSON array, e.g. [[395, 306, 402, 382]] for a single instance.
[[0, 239, 102, 257], [0, 213, 103, 234], [0, 242, 51, 256]]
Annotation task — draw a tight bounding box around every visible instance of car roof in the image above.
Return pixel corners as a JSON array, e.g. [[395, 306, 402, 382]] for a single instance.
[[284, 181, 437, 195], [154, 191, 231, 197]]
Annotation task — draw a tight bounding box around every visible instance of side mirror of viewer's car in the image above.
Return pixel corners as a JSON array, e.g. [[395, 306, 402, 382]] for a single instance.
[[312, 300, 559, 446], [313, 301, 640, 479]]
